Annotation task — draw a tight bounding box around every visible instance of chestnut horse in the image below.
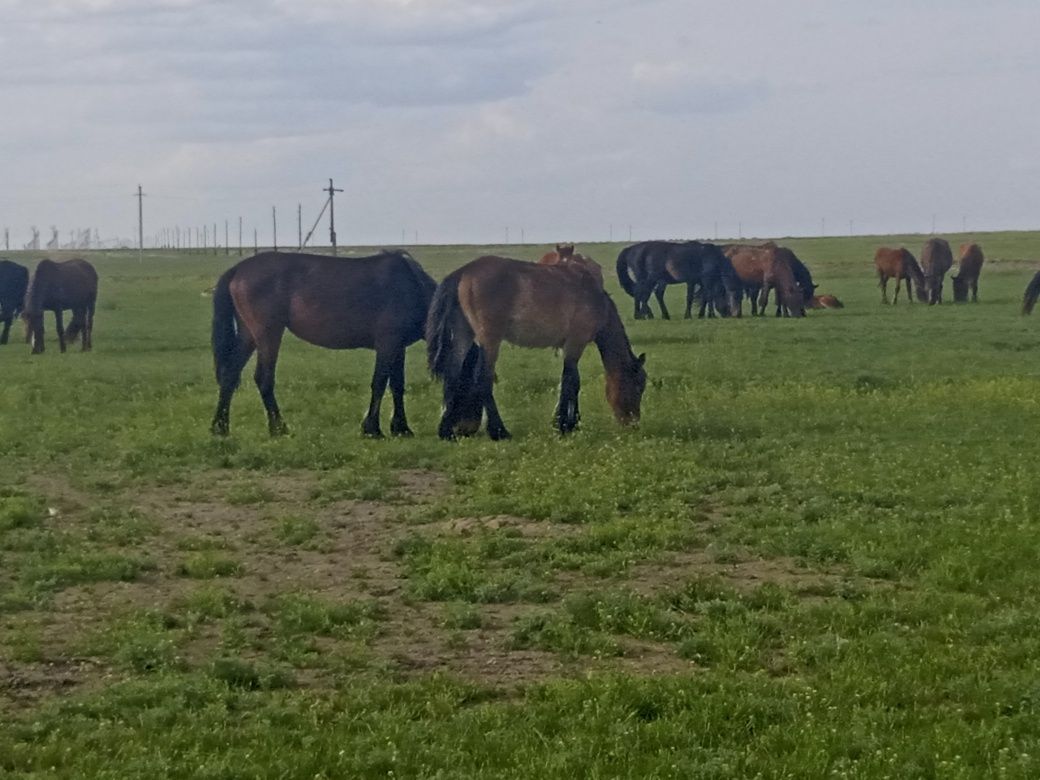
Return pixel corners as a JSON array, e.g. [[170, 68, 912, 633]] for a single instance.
[[0, 259, 29, 345], [426, 256, 646, 439], [616, 240, 742, 320], [920, 238, 953, 305], [22, 258, 98, 354], [537, 243, 605, 288], [725, 244, 806, 317], [210, 250, 436, 438], [952, 243, 984, 303], [808, 294, 844, 309], [874, 247, 927, 304]]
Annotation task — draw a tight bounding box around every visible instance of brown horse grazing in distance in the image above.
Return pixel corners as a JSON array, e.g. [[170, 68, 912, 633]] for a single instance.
[[1023, 272, 1040, 315], [426, 256, 646, 439], [920, 238, 953, 305], [808, 294, 844, 309], [874, 247, 927, 304], [0, 259, 29, 345], [537, 243, 605, 288], [725, 244, 805, 317], [952, 243, 984, 303], [210, 250, 436, 438], [22, 258, 98, 354]]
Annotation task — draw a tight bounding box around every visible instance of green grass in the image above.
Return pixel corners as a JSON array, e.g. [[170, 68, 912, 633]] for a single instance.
[[3, 234, 1040, 776]]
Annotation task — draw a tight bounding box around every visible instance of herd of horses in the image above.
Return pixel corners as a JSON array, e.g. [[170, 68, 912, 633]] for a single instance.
[[0, 235, 1038, 440]]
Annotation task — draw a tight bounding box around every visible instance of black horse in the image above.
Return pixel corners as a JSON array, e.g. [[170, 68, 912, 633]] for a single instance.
[[616, 240, 742, 320], [0, 259, 29, 345]]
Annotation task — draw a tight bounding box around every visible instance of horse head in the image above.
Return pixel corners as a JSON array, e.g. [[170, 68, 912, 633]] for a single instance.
[[606, 351, 647, 425]]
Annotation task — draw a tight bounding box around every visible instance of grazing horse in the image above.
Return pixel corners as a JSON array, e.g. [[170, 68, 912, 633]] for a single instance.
[[0, 259, 29, 345], [426, 256, 646, 439], [210, 250, 436, 438], [1023, 272, 1040, 315], [725, 244, 806, 317], [874, 247, 927, 304], [537, 243, 605, 288], [952, 243, 984, 303], [616, 240, 741, 320], [920, 238, 953, 305], [22, 258, 98, 354]]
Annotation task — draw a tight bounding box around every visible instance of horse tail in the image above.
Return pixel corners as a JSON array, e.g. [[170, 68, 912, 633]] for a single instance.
[[1023, 272, 1040, 315], [616, 248, 637, 297], [212, 267, 242, 384], [22, 261, 49, 315], [426, 271, 464, 380], [397, 251, 437, 339]]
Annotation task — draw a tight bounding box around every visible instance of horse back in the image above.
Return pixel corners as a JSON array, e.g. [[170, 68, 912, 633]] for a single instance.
[[921, 238, 953, 277]]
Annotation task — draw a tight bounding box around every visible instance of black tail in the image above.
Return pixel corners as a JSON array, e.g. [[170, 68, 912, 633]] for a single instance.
[[212, 267, 242, 385], [1023, 272, 1040, 315], [426, 272, 463, 380], [425, 272, 485, 436], [616, 248, 637, 297]]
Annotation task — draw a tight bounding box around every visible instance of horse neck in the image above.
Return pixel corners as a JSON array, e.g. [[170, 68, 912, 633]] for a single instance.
[[595, 299, 633, 374], [906, 256, 925, 284]]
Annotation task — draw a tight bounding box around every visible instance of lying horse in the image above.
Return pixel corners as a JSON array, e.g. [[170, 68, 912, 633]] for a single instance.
[[427, 256, 646, 439], [22, 258, 98, 354], [725, 244, 806, 317], [874, 247, 927, 304], [0, 259, 29, 345], [952, 243, 984, 303], [616, 240, 741, 319], [808, 294, 844, 309], [210, 249, 436, 438], [537, 243, 605, 288], [920, 237, 953, 305]]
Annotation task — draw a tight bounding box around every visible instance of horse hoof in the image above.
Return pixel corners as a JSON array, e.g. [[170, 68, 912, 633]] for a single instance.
[[488, 428, 512, 441], [211, 423, 229, 437], [269, 423, 290, 437], [391, 426, 414, 438]]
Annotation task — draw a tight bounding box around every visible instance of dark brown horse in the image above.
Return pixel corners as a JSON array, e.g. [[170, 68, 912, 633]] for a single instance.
[[210, 250, 436, 438], [22, 258, 98, 354], [920, 238, 953, 305], [952, 243, 984, 303], [427, 256, 646, 439], [1023, 272, 1040, 315], [537, 243, 605, 288], [0, 259, 29, 345], [874, 247, 927, 304], [725, 244, 805, 317], [616, 240, 742, 320]]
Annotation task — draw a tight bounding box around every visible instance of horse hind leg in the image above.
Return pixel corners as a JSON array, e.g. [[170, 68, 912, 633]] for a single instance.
[[654, 283, 671, 320], [387, 347, 413, 437], [211, 328, 256, 436], [0, 313, 10, 345], [478, 342, 511, 441], [555, 359, 581, 434], [54, 310, 67, 353], [366, 347, 397, 440], [252, 326, 288, 436]]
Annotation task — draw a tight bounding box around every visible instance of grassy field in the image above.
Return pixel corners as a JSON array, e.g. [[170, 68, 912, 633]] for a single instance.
[[3, 232, 1040, 778]]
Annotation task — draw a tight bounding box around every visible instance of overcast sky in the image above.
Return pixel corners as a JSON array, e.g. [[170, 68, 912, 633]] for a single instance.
[[1, 0, 1038, 247]]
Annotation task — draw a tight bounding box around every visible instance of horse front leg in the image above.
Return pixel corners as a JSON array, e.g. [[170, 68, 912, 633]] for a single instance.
[[685, 283, 697, 319], [555, 359, 581, 434], [0, 313, 10, 345]]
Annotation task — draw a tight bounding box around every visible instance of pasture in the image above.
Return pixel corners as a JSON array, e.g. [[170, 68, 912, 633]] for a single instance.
[[3, 232, 1040, 778]]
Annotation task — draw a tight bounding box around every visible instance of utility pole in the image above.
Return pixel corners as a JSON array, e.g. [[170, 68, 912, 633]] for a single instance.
[[136, 184, 144, 261], [213, 222, 217, 255], [254, 228, 258, 255], [3, 228, 8, 251], [297, 203, 302, 249], [203, 224, 208, 253], [225, 220, 229, 255], [238, 217, 243, 255], [272, 206, 278, 252], [325, 178, 343, 254]]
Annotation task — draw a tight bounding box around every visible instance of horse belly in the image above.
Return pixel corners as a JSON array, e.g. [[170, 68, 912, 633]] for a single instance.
[[286, 305, 376, 350]]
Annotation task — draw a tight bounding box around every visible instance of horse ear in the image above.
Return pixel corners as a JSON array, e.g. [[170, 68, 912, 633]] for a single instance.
[[636, 352, 646, 366], [813, 283, 819, 289]]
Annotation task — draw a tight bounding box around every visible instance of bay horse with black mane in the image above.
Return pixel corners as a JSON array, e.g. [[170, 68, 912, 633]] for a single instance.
[[874, 247, 927, 304], [616, 240, 742, 320], [22, 258, 98, 354], [920, 237, 953, 305], [538, 243, 605, 288], [0, 259, 29, 345], [210, 250, 436, 438], [427, 256, 646, 439], [952, 243, 984, 303]]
